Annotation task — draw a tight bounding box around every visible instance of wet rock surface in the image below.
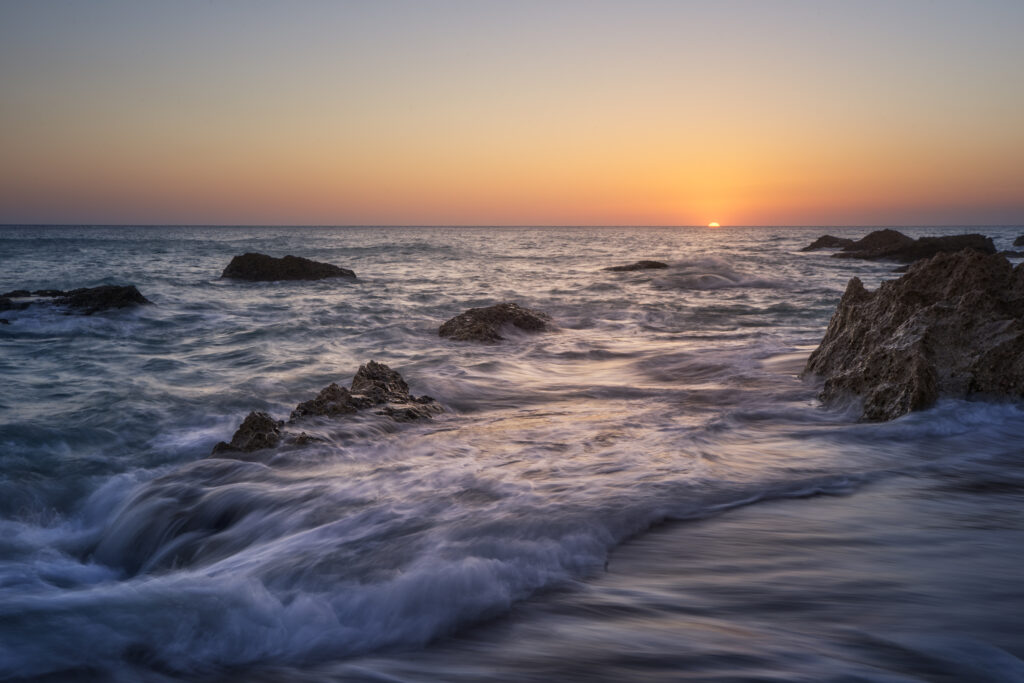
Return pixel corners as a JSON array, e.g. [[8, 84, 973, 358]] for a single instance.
[[0, 286, 152, 315], [213, 361, 441, 455], [800, 235, 855, 251], [604, 260, 669, 271], [221, 252, 356, 281], [439, 302, 552, 343], [832, 229, 995, 263], [803, 250, 1024, 421], [1014, 236, 1024, 247]]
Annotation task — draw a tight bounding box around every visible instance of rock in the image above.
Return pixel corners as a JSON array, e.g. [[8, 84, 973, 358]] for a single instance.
[[0, 286, 151, 315], [56, 285, 152, 314], [800, 235, 855, 251], [803, 249, 1024, 421], [213, 362, 442, 456], [439, 303, 552, 343], [1, 290, 30, 298], [221, 253, 355, 281], [1014, 236, 1024, 247], [833, 229, 995, 263], [0, 319, 9, 325], [999, 250, 1024, 258], [604, 260, 669, 271], [212, 411, 283, 454], [290, 383, 367, 420]]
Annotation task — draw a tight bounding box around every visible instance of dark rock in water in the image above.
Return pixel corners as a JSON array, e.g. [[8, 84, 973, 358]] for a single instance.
[[221, 252, 356, 281], [891, 265, 911, 273], [0, 286, 151, 315], [833, 229, 995, 263], [800, 235, 855, 251], [803, 249, 1024, 421], [0, 297, 26, 313], [439, 302, 552, 343], [604, 260, 669, 271], [56, 285, 152, 314], [290, 383, 368, 420], [1, 290, 30, 298], [999, 250, 1024, 258], [214, 361, 442, 456], [1014, 236, 1024, 247], [0, 318, 9, 325], [212, 411, 283, 454]]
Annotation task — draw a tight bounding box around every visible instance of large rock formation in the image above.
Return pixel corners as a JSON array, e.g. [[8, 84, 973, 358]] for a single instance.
[[604, 260, 669, 272], [0, 286, 151, 315], [832, 230, 995, 263], [1014, 235, 1024, 247], [439, 302, 552, 343], [803, 250, 1024, 421], [221, 253, 356, 281], [212, 361, 441, 455], [800, 235, 855, 251]]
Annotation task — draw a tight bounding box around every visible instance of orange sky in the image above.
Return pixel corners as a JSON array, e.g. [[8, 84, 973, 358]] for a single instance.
[[1, 1, 1022, 226]]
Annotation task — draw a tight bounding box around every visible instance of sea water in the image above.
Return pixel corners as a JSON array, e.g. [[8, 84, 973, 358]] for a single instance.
[[1, 225, 1023, 681]]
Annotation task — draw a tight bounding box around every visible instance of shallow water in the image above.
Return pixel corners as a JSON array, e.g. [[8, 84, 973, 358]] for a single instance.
[[2, 225, 1023, 681]]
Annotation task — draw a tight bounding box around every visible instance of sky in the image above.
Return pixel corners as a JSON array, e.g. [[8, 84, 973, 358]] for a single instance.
[[1, 0, 1022, 226]]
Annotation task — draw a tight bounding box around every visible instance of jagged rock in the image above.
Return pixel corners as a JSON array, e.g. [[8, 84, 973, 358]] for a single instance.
[[1014, 236, 1024, 247], [221, 253, 355, 281], [999, 250, 1024, 258], [832, 229, 995, 263], [604, 260, 669, 271], [803, 250, 1024, 421], [0, 286, 151, 315], [439, 303, 552, 343], [212, 411, 282, 454], [800, 235, 855, 251], [213, 362, 442, 456], [290, 383, 368, 420], [56, 286, 151, 314]]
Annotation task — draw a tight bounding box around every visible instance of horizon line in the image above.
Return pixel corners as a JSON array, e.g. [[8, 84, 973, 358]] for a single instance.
[[2, 223, 1023, 229]]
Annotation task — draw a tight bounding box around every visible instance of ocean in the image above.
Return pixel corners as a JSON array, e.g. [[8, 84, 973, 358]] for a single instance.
[[2, 225, 1024, 682]]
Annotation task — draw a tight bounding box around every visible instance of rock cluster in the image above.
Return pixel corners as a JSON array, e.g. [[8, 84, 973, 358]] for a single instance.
[[0, 285, 152, 315], [438, 302, 552, 343], [803, 250, 1024, 421], [830, 230, 994, 263], [604, 260, 669, 271], [221, 253, 356, 281], [799, 235, 855, 251], [212, 361, 441, 455], [1014, 236, 1024, 247]]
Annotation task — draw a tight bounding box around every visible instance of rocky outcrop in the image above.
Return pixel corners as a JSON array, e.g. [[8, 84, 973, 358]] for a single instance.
[[0, 286, 151, 315], [832, 230, 995, 263], [212, 361, 441, 455], [800, 235, 855, 251], [803, 250, 1024, 421], [438, 303, 552, 343], [221, 253, 356, 281], [604, 260, 669, 271], [1014, 236, 1024, 247]]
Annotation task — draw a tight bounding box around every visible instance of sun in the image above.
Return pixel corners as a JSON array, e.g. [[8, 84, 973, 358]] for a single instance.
[[707, 222, 720, 228]]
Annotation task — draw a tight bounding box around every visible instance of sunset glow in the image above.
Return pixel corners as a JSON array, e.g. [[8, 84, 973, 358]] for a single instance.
[[708, 222, 721, 228], [1, 1, 1023, 226]]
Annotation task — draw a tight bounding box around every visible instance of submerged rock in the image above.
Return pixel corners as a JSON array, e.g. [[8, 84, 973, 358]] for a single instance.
[[439, 303, 552, 343], [221, 253, 355, 281], [604, 260, 669, 272], [832, 229, 995, 263], [803, 250, 1024, 421], [213, 361, 441, 455], [0, 285, 151, 315], [1015, 236, 1024, 247], [800, 235, 855, 251]]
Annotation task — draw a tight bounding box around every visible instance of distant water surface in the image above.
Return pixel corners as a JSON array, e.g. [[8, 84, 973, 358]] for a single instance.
[[1, 225, 1023, 682]]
